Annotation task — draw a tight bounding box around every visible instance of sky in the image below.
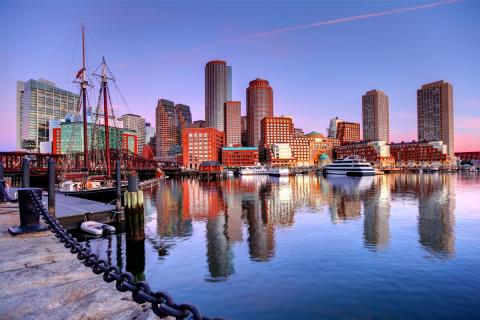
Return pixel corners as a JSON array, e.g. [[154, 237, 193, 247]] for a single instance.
[[1, 0, 479, 151]]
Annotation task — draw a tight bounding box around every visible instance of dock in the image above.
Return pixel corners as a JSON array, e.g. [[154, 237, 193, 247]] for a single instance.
[[6, 188, 121, 230], [0, 202, 155, 320]]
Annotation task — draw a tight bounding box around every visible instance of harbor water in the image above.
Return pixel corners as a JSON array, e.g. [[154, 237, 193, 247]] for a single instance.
[[85, 173, 480, 319]]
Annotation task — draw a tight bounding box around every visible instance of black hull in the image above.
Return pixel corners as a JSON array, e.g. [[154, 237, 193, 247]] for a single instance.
[[60, 186, 126, 203], [346, 171, 375, 176]]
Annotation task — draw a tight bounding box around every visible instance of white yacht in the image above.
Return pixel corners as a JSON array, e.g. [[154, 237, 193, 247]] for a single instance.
[[323, 155, 375, 176], [268, 167, 290, 176], [240, 166, 268, 175]]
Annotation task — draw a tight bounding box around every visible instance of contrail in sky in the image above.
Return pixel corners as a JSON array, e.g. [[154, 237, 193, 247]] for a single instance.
[[194, 0, 461, 50]]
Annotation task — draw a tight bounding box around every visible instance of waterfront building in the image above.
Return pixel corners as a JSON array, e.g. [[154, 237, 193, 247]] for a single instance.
[[205, 60, 231, 131], [247, 78, 273, 147], [417, 80, 454, 157], [454, 151, 480, 162], [17, 79, 79, 151], [120, 114, 146, 154], [222, 147, 259, 167], [241, 116, 248, 147], [290, 136, 314, 167], [156, 99, 178, 159], [362, 89, 389, 142], [182, 127, 224, 169], [51, 121, 138, 154], [389, 140, 449, 167], [192, 120, 206, 128], [265, 143, 295, 167], [337, 121, 361, 145], [334, 141, 395, 168], [260, 116, 294, 146], [224, 101, 241, 147], [328, 117, 342, 138]]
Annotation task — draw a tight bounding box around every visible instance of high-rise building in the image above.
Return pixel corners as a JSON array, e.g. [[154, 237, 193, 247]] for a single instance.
[[156, 99, 178, 158], [175, 103, 192, 146], [362, 89, 389, 142], [224, 101, 241, 147], [337, 121, 361, 145], [247, 78, 273, 147], [205, 60, 231, 131], [417, 81, 454, 157], [120, 114, 146, 153], [17, 79, 79, 151], [182, 128, 224, 169], [328, 117, 342, 138], [227, 66, 232, 101], [241, 116, 248, 146], [192, 120, 206, 128]]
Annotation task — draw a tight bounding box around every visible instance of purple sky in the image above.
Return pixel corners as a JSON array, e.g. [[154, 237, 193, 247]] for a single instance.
[[1, 0, 479, 151]]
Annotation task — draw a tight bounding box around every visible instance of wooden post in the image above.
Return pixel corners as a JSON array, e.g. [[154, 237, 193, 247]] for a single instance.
[[124, 173, 144, 241], [115, 160, 121, 224], [48, 157, 56, 217]]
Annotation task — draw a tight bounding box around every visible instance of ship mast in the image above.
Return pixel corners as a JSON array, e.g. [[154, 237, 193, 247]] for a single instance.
[[101, 57, 111, 177], [81, 24, 89, 173]]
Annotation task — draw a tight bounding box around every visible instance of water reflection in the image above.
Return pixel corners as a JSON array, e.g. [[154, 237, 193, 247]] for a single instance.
[[87, 173, 460, 283]]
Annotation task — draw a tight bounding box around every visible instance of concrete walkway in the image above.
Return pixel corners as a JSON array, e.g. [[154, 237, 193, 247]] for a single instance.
[[0, 203, 156, 320]]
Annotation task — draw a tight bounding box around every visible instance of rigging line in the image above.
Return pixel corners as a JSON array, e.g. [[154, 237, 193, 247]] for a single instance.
[[65, 28, 82, 93]]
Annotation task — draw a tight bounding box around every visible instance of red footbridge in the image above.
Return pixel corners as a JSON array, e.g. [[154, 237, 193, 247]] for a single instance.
[[0, 150, 160, 178]]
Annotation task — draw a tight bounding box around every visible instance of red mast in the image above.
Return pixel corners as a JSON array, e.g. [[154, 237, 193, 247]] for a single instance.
[[81, 24, 89, 172], [101, 58, 111, 177]]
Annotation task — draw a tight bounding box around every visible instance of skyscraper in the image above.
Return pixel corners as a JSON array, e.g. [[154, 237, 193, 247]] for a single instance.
[[247, 78, 273, 147], [205, 60, 231, 131], [417, 81, 454, 157], [17, 79, 79, 151], [241, 116, 248, 147], [224, 101, 241, 147], [156, 99, 178, 158], [362, 89, 389, 142], [120, 114, 146, 153], [175, 103, 192, 147]]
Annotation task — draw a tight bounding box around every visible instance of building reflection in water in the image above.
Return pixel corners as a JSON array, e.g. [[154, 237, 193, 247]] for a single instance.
[[363, 175, 391, 251], [417, 174, 455, 258], [140, 172, 457, 283]]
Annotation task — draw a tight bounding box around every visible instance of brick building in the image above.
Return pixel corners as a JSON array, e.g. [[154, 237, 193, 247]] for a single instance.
[[222, 147, 259, 167], [334, 141, 394, 168], [389, 141, 449, 166], [455, 151, 480, 162], [182, 128, 224, 169], [224, 101, 241, 147], [337, 121, 361, 145]]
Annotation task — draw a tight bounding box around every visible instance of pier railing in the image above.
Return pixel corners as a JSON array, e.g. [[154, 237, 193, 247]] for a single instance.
[[27, 189, 221, 320]]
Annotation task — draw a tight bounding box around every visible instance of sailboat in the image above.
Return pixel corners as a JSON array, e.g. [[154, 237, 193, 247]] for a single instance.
[[57, 24, 164, 202]]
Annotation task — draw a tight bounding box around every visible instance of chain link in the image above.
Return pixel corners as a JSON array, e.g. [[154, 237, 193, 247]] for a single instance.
[[29, 191, 222, 320]]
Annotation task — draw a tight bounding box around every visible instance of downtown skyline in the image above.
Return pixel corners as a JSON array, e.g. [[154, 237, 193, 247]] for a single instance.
[[1, 0, 479, 151]]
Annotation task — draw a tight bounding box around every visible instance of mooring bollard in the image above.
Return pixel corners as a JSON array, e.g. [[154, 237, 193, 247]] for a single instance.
[[115, 160, 121, 224], [124, 173, 144, 241], [8, 188, 47, 235], [48, 157, 56, 217], [21, 157, 30, 188]]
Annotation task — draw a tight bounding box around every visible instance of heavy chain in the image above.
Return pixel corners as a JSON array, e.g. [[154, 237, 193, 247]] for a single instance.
[[29, 190, 221, 320]]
